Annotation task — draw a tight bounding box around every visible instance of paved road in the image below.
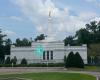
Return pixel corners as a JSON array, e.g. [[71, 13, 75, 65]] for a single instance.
[[0, 67, 100, 79]]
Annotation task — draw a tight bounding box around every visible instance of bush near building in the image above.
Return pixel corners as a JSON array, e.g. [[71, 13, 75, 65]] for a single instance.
[[0, 63, 64, 67], [74, 52, 84, 68], [5, 56, 10, 64], [65, 52, 84, 68], [21, 58, 27, 65], [11, 56, 17, 65], [66, 52, 75, 68]]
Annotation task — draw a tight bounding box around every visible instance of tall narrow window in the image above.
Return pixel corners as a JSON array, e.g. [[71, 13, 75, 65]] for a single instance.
[[43, 51, 45, 60], [51, 51, 53, 60], [47, 51, 49, 60]]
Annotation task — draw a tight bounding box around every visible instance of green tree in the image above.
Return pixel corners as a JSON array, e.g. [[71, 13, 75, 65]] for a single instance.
[[5, 38, 12, 55], [74, 52, 84, 68], [97, 22, 100, 32], [15, 38, 21, 46], [15, 38, 31, 47], [0, 29, 6, 64], [75, 21, 100, 44], [85, 21, 100, 43], [96, 22, 100, 42], [76, 28, 90, 44], [21, 58, 27, 65], [64, 36, 74, 46], [22, 38, 31, 46], [0, 45, 5, 64], [0, 29, 6, 45], [5, 56, 10, 64], [35, 34, 47, 41], [86, 21, 97, 34], [66, 52, 75, 68], [5, 38, 12, 45], [11, 56, 17, 65]]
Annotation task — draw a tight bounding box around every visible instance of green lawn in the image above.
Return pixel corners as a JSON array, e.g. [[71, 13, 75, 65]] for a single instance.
[[84, 66, 100, 71], [66, 66, 100, 71], [0, 72, 96, 80]]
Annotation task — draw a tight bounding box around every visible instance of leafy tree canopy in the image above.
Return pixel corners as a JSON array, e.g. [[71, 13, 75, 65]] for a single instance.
[[14, 38, 31, 47], [34, 34, 47, 41]]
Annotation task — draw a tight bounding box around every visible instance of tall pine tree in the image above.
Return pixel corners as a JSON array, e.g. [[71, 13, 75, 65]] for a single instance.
[[66, 52, 75, 68], [0, 29, 6, 64], [74, 52, 84, 68]]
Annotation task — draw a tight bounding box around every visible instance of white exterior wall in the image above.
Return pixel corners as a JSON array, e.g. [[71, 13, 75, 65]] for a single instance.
[[8, 41, 87, 64], [10, 47, 43, 64]]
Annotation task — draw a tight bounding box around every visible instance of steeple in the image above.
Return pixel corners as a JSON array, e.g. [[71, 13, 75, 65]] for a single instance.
[[45, 10, 53, 41], [48, 10, 52, 23], [49, 11, 51, 18]]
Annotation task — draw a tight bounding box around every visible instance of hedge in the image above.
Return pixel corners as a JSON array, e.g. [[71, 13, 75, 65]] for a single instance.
[[0, 63, 64, 67]]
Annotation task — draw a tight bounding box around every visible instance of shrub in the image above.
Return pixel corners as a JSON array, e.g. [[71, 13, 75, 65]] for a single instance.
[[0, 63, 64, 67], [65, 52, 84, 68], [66, 51, 75, 68], [48, 63, 63, 67], [11, 56, 17, 64], [28, 63, 47, 67], [27, 63, 64, 67], [5, 56, 10, 64], [21, 58, 27, 65], [74, 52, 84, 68]]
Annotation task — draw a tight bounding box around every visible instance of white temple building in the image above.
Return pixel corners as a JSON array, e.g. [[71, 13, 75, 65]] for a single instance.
[[8, 41, 87, 64], [6, 11, 87, 64]]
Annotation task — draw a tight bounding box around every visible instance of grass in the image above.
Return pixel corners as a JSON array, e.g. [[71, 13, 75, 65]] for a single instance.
[[85, 66, 98, 71], [66, 66, 100, 71], [0, 72, 96, 80]]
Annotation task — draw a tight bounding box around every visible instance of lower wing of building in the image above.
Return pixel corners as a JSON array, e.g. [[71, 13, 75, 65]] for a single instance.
[[5, 41, 87, 64]]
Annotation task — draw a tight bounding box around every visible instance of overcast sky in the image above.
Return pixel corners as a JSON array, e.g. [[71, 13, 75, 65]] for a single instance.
[[0, 0, 100, 42]]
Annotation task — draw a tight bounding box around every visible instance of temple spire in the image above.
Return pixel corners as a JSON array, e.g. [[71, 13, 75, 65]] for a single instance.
[[49, 11, 51, 17]]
